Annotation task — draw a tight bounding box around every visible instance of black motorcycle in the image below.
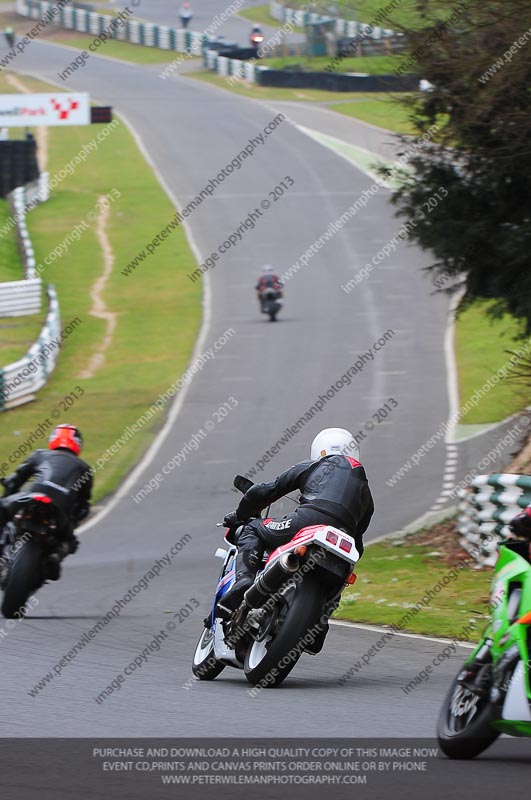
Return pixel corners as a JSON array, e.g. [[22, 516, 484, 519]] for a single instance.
[[0, 486, 75, 618], [260, 287, 282, 322]]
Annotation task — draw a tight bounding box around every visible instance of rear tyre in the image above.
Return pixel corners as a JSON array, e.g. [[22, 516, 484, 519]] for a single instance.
[[192, 626, 226, 681], [436, 670, 500, 758], [1, 538, 43, 619], [244, 575, 324, 688]]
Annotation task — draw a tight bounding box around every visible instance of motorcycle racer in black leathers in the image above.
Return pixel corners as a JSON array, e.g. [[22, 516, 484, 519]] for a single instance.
[[222, 427, 374, 610], [0, 424, 92, 560]]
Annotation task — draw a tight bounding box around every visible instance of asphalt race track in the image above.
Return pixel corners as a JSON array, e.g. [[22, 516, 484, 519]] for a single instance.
[[0, 6, 527, 794]]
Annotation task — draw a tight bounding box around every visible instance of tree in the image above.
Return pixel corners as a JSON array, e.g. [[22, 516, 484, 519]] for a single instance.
[[389, 0, 531, 334]]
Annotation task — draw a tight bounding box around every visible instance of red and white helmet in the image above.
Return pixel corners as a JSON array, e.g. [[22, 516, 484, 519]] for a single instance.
[[48, 424, 83, 456], [310, 428, 359, 462]]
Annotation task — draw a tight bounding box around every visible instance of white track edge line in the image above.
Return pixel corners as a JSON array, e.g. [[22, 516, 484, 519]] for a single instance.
[[78, 111, 211, 532], [330, 619, 475, 648]]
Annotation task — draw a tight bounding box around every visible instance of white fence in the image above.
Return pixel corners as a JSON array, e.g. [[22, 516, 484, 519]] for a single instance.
[[0, 286, 61, 411], [9, 179, 48, 279], [1, 175, 49, 316], [457, 474, 531, 566], [0, 277, 42, 316], [16, 0, 206, 54], [0, 171, 59, 410]]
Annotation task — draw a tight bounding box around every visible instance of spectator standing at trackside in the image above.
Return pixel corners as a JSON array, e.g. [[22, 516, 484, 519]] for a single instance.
[[4, 27, 15, 47], [179, 1, 192, 29]]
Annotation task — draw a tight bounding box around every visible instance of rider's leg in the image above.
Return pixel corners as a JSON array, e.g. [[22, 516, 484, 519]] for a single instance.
[[221, 510, 323, 610], [221, 524, 265, 610]]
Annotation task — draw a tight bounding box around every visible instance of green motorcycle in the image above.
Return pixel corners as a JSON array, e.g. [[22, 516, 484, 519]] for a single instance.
[[437, 537, 531, 758]]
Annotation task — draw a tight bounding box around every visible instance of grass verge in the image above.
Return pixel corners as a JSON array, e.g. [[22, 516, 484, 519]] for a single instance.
[[455, 300, 528, 424], [260, 53, 404, 74], [187, 72, 413, 132], [0, 72, 201, 502], [0, 198, 24, 283], [332, 94, 415, 132], [237, 5, 305, 32], [335, 521, 492, 640], [47, 33, 185, 65]]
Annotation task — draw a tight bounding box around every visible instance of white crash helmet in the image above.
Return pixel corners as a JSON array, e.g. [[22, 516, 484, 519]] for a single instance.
[[310, 428, 360, 462]]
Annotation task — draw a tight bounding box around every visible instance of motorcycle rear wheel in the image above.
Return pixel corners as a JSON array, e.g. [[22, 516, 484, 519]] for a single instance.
[[192, 626, 226, 680], [1, 538, 43, 619], [436, 670, 500, 758], [244, 575, 324, 688]]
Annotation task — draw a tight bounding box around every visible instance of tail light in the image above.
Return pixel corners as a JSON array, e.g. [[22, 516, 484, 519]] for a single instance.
[[346, 572, 357, 585], [33, 495, 52, 504], [339, 538, 353, 553], [326, 531, 339, 545]]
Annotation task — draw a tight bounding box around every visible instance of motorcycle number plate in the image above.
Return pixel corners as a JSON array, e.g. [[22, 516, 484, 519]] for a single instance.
[[317, 549, 349, 578]]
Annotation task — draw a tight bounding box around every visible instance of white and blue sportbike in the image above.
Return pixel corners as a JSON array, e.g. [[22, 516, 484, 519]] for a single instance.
[[192, 475, 359, 688]]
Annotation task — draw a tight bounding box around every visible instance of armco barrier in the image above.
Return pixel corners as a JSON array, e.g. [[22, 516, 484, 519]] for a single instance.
[[0, 174, 49, 319], [204, 48, 417, 90], [0, 277, 42, 316], [269, 0, 398, 40], [17, 0, 206, 54], [0, 285, 61, 411], [204, 48, 266, 82], [258, 70, 418, 91], [457, 474, 531, 566], [0, 172, 60, 410]]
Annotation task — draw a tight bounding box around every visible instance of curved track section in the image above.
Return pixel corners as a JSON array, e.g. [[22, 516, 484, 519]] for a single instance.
[[1, 36, 462, 738]]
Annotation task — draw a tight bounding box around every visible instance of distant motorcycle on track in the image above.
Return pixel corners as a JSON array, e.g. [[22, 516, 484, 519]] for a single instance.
[[192, 475, 359, 687], [250, 25, 264, 50], [437, 534, 531, 757], [260, 287, 282, 322]]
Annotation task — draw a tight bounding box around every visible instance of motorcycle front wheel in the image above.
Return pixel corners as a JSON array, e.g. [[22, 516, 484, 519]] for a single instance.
[[1, 538, 43, 619], [436, 667, 500, 758], [192, 625, 226, 680], [244, 574, 324, 688]]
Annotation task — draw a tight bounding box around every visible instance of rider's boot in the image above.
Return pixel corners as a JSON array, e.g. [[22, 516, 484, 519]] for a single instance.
[[221, 543, 263, 611], [47, 536, 79, 582]]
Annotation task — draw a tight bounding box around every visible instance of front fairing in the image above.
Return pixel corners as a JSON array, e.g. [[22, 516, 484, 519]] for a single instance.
[[465, 544, 531, 733]]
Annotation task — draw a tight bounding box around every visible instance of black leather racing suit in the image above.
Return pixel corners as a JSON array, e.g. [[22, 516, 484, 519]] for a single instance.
[[0, 448, 93, 540], [235, 453, 374, 568]]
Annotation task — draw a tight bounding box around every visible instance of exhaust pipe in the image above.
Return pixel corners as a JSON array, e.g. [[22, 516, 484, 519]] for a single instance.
[[244, 552, 300, 609]]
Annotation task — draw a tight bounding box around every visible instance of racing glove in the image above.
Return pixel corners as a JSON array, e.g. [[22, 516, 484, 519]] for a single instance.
[[1, 477, 16, 496], [223, 511, 244, 529]]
